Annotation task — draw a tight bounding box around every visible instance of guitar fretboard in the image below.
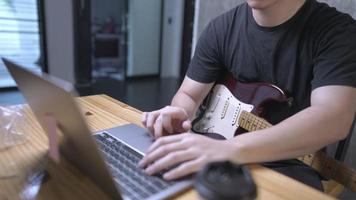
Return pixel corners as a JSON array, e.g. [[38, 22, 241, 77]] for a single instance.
[[238, 111, 272, 131]]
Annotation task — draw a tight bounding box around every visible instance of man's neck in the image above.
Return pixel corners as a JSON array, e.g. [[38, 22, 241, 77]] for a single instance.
[[252, 0, 306, 27]]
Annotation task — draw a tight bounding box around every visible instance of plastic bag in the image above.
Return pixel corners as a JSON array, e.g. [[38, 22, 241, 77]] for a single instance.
[[0, 105, 28, 150]]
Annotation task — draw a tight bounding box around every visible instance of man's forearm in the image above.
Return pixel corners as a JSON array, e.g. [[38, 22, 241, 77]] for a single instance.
[[230, 105, 355, 164], [170, 77, 214, 119], [171, 91, 200, 119]]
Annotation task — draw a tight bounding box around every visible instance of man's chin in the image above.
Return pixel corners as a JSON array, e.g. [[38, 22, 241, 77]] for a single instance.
[[246, 0, 276, 10]]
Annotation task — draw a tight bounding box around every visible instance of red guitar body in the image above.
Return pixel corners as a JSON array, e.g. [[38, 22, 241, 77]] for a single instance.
[[192, 74, 293, 138]]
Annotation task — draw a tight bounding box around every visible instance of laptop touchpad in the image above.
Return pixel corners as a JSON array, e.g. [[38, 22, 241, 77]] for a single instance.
[[99, 124, 153, 155]]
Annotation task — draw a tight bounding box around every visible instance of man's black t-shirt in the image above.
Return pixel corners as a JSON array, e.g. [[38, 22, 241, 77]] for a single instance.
[[187, 0, 356, 115], [187, 0, 356, 190]]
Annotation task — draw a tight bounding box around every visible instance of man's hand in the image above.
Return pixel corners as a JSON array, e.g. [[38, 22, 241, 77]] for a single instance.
[[138, 133, 236, 180], [141, 106, 192, 138]]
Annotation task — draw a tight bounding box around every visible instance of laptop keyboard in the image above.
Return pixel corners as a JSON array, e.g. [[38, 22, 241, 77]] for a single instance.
[[93, 132, 175, 200]]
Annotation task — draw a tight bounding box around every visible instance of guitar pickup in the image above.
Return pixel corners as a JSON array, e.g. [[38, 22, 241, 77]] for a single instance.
[[221, 99, 229, 119], [231, 104, 241, 126]]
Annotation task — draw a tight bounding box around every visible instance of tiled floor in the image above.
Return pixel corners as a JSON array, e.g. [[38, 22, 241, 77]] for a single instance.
[[77, 77, 182, 112], [0, 76, 355, 198], [0, 77, 181, 111]]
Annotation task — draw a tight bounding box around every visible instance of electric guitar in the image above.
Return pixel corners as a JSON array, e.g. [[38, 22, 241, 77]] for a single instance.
[[191, 74, 356, 191]]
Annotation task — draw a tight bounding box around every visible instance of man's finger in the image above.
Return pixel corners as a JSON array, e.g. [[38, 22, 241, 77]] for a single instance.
[[163, 157, 204, 180], [141, 112, 148, 126], [147, 133, 188, 153], [161, 113, 174, 134], [168, 107, 189, 121], [153, 116, 163, 139], [139, 140, 188, 168], [145, 149, 196, 175], [182, 120, 192, 131], [146, 111, 160, 135]]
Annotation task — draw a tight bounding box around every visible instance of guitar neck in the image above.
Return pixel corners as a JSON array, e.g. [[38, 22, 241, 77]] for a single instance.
[[238, 111, 356, 191], [238, 111, 272, 131]]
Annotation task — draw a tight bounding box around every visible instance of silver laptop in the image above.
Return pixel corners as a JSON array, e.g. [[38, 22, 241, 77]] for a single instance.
[[2, 58, 192, 200]]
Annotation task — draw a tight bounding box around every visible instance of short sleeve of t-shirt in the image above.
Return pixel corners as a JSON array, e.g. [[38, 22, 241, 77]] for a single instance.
[[312, 18, 356, 90], [187, 20, 225, 83]]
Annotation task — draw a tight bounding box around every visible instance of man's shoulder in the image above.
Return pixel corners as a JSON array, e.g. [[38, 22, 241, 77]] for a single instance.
[[308, 0, 356, 32]]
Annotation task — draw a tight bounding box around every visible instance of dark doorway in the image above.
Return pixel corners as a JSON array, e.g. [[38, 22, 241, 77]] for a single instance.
[[72, 0, 129, 86], [180, 0, 195, 79], [90, 0, 128, 81], [73, 0, 92, 86]]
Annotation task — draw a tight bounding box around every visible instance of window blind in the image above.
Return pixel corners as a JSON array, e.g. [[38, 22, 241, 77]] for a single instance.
[[0, 0, 41, 88]]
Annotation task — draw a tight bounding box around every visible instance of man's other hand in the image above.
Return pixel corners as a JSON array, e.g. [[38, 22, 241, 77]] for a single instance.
[[138, 133, 236, 180], [141, 106, 192, 138]]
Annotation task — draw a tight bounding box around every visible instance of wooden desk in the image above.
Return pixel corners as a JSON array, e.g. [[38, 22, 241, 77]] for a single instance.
[[0, 95, 334, 200]]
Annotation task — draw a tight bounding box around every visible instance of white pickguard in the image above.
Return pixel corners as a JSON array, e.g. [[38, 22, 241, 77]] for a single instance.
[[193, 84, 254, 139]]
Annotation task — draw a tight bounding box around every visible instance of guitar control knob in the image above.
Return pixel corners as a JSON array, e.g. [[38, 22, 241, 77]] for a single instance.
[[195, 124, 201, 130]]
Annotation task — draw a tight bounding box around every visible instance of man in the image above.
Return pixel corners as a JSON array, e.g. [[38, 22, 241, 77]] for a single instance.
[[139, 0, 356, 190]]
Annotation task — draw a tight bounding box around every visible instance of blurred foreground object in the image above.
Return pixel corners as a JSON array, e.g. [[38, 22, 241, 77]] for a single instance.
[[195, 161, 257, 200], [0, 105, 28, 150]]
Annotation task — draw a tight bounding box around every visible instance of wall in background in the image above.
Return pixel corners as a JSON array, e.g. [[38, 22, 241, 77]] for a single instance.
[[161, 0, 185, 78], [44, 0, 75, 83], [321, 0, 356, 18], [127, 0, 162, 77]]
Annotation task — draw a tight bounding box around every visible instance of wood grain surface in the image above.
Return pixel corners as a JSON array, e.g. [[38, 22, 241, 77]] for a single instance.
[[0, 95, 334, 200]]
